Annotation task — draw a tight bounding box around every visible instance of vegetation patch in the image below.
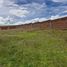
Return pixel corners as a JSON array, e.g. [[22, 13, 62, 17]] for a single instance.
[[0, 30, 67, 67]]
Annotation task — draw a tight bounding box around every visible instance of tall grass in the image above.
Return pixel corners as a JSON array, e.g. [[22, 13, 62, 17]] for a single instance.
[[0, 30, 67, 67]]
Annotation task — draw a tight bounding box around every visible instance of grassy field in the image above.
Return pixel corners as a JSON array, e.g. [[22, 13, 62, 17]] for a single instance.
[[0, 29, 67, 67]]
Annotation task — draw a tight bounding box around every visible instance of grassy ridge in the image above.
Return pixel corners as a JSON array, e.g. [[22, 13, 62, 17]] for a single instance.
[[0, 30, 67, 67]]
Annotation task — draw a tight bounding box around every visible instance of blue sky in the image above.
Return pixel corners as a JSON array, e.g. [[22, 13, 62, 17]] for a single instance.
[[0, 0, 67, 25]]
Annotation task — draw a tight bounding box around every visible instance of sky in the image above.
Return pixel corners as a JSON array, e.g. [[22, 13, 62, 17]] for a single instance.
[[0, 0, 67, 25]]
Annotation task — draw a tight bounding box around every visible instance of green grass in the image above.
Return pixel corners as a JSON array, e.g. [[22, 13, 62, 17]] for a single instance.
[[0, 29, 67, 67]]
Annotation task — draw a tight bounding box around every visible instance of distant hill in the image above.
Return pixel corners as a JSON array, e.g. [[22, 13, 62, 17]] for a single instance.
[[0, 17, 67, 30]]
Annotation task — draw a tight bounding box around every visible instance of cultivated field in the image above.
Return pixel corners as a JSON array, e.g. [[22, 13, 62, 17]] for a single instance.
[[0, 29, 67, 67]]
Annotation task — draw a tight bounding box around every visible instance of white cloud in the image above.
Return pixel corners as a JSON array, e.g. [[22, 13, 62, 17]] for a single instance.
[[52, 0, 67, 2], [0, 16, 14, 25], [0, 0, 29, 18], [0, 15, 66, 25], [31, 3, 46, 10], [62, 10, 67, 13], [50, 15, 60, 20], [9, 8, 29, 17], [23, 3, 46, 12], [0, 0, 4, 7], [0, 17, 5, 25], [50, 15, 67, 20], [39, 18, 48, 22], [15, 17, 48, 25], [0, 0, 66, 25], [15, 15, 65, 25], [0, 0, 14, 7]]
